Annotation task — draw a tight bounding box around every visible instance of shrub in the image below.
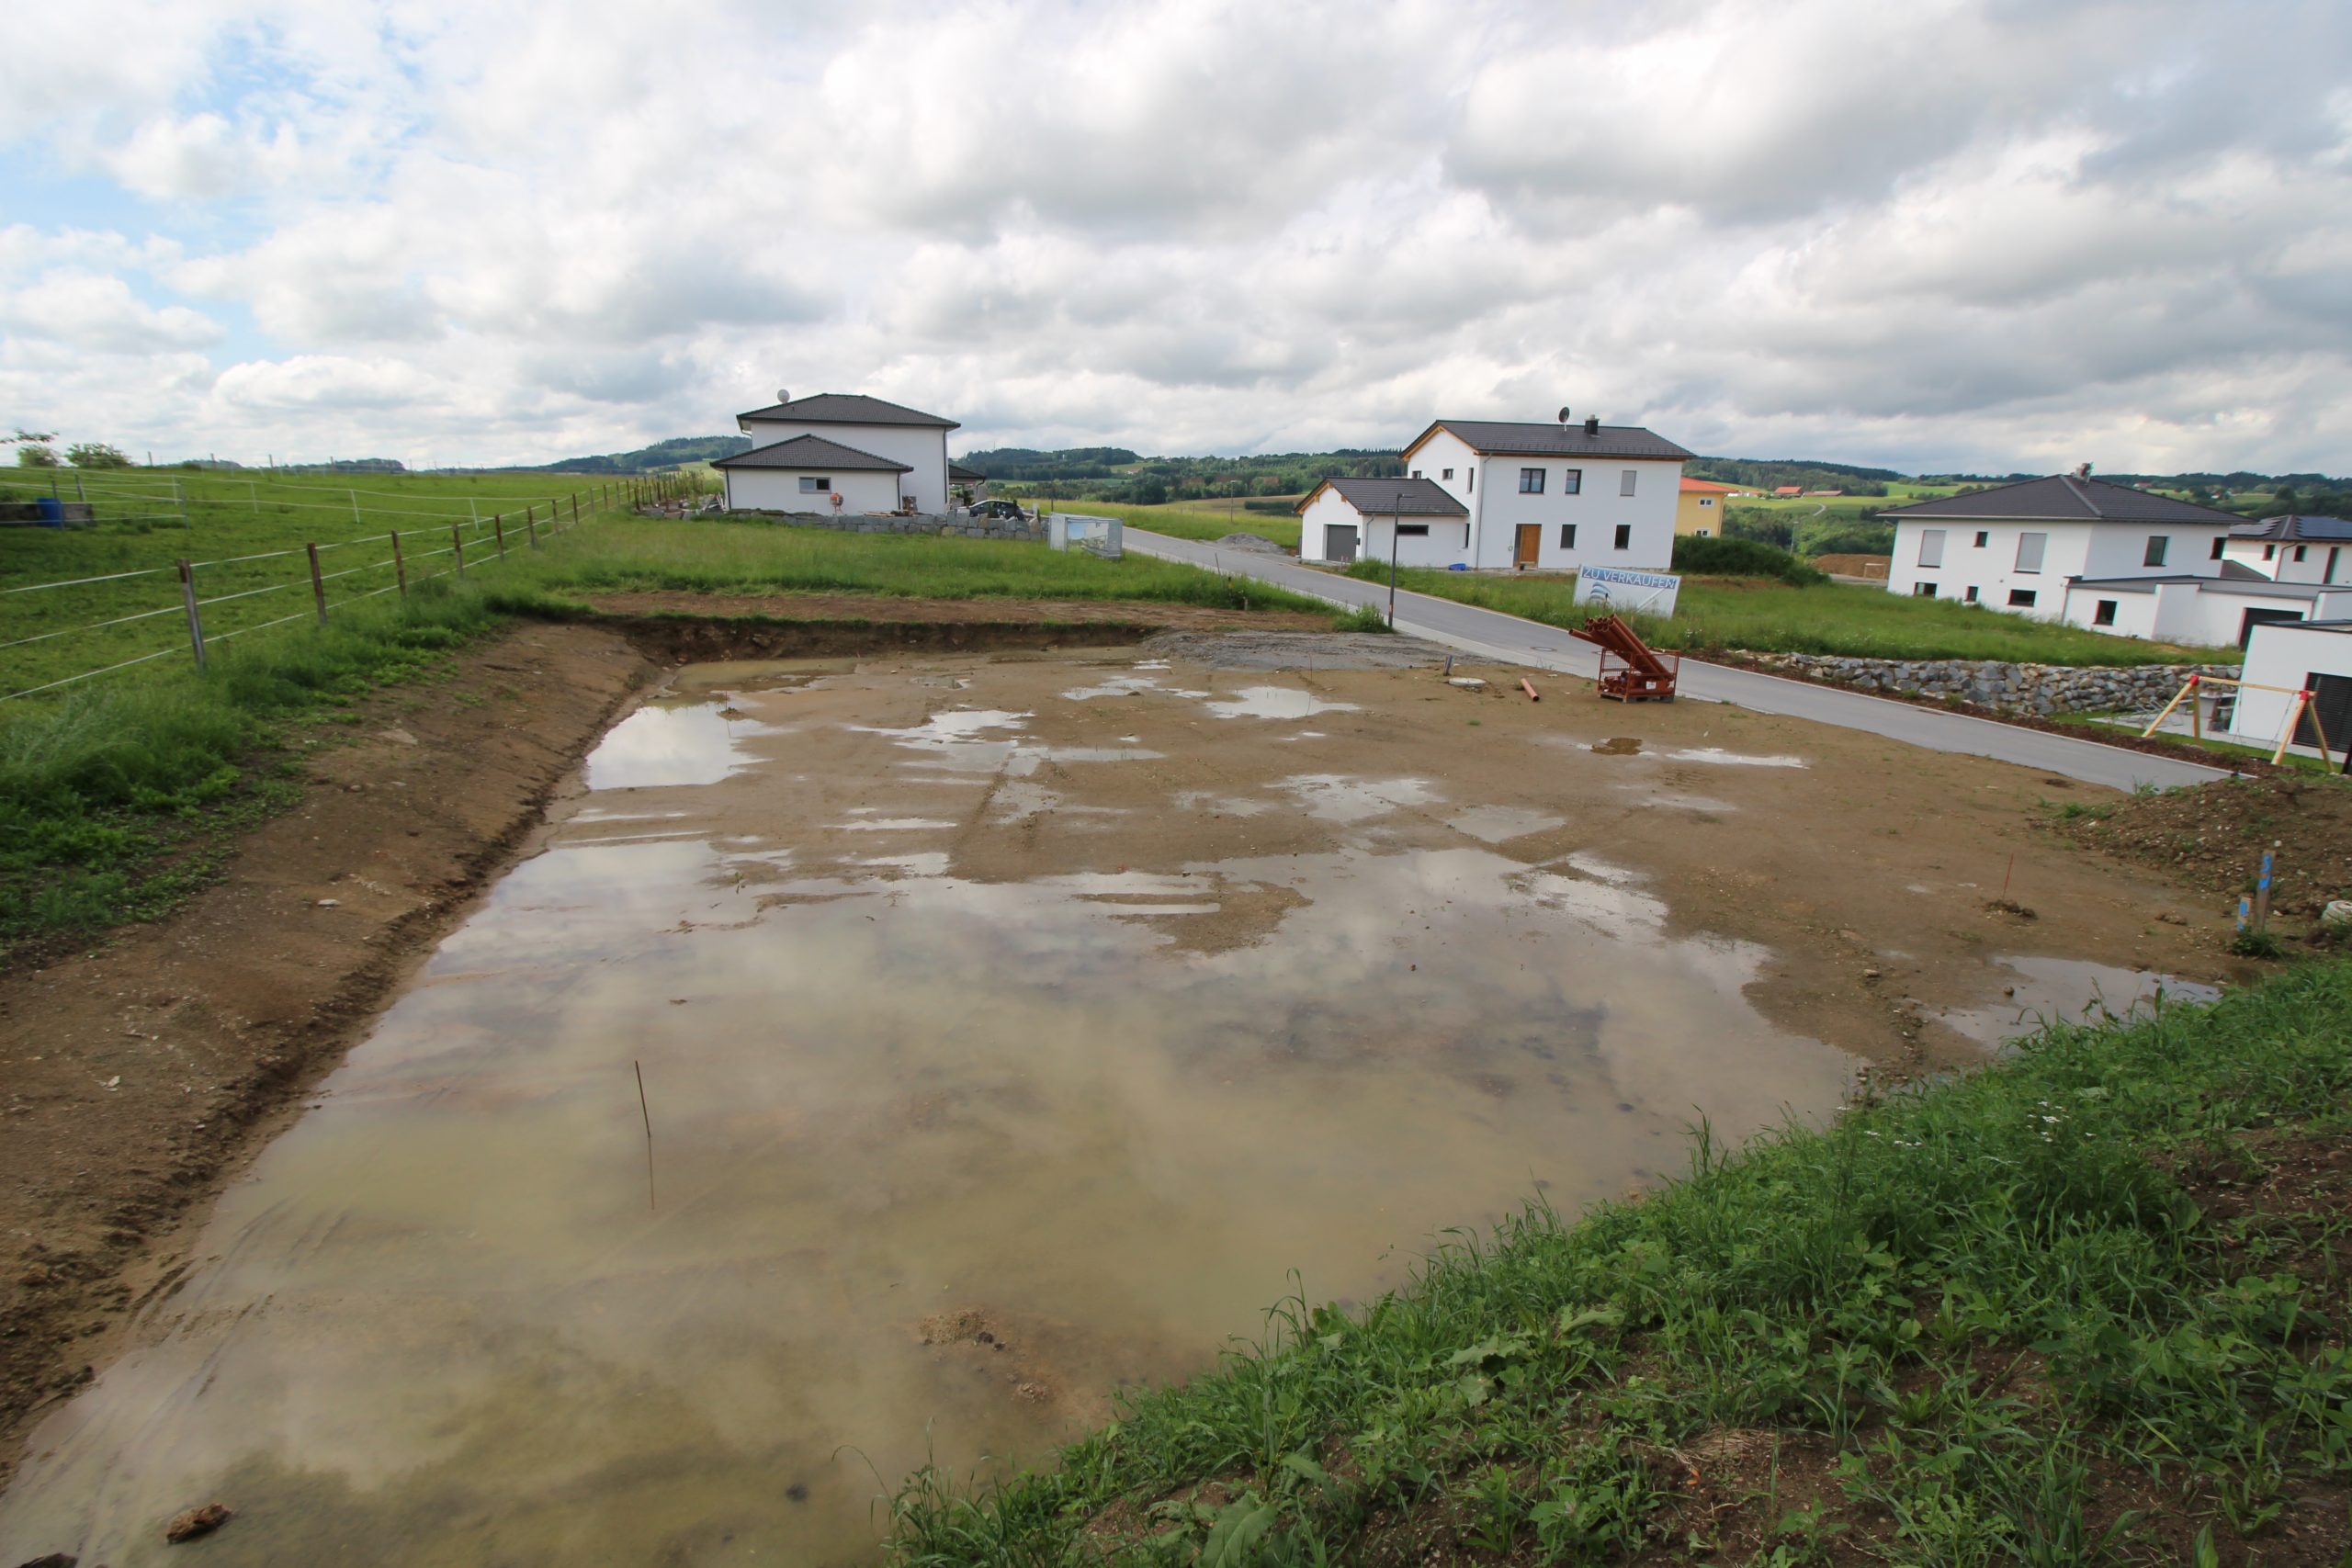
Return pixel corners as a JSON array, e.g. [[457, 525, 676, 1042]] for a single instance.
[[64, 442, 132, 469], [1671, 534, 1828, 585]]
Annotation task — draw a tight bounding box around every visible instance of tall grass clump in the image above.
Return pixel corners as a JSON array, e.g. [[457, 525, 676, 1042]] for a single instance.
[[0, 581, 498, 953], [887, 962, 2352, 1564], [1669, 533, 1828, 584]]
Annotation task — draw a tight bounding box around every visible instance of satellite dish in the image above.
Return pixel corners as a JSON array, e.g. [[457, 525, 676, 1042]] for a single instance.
[[1557, 406, 1571, 425], [775, 389, 791, 404]]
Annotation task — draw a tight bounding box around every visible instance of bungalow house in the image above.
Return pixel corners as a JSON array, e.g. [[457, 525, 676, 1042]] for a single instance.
[[1675, 478, 1739, 536], [1295, 477, 1469, 567], [717, 392, 957, 513], [1883, 472, 2244, 628], [1300, 413, 1690, 570], [2221, 515, 2352, 585]]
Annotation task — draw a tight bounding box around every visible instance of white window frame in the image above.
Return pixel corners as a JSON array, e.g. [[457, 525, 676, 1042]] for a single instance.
[[1620, 469, 1637, 497], [1917, 528, 1946, 568], [798, 476, 831, 493], [2015, 533, 2047, 574], [1518, 468, 1544, 494]]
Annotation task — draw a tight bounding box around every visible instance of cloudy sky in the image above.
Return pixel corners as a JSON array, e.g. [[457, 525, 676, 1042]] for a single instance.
[[3, 0, 2349, 473]]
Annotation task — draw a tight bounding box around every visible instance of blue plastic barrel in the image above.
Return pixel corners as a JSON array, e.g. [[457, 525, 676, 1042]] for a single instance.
[[35, 497, 64, 525]]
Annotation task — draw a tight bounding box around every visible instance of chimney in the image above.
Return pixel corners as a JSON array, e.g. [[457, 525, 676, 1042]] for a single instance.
[[1584, 415, 1601, 436], [2074, 462, 2091, 479]]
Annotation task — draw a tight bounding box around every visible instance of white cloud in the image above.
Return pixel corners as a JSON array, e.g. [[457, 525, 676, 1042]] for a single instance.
[[0, 0, 2348, 471]]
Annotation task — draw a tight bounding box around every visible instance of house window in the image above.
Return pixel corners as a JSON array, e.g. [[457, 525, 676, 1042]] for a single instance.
[[1519, 468, 1544, 493], [1559, 525, 1577, 548], [1621, 469, 1638, 497], [1613, 524, 1632, 549], [1917, 528, 1946, 568], [1699, 497, 1715, 507], [2094, 599, 2118, 626], [2295, 545, 2309, 562], [2008, 588, 2038, 607], [2143, 536, 2168, 567], [2015, 532, 2046, 573], [1562, 469, 1582, 494], [798, 476, 831, 493], [2211, 537, 2226, 560], [1973, 531, 1989, 547], [1695, 528, 1711, 537], [1410, 469, 1421, 479], [2264, 544, 2277, 560], [1396, 523, 1429, 536], [1964, 585, 1980, 603], [1467, 470, 1474, 492], [1913, 582, 1938, 597]]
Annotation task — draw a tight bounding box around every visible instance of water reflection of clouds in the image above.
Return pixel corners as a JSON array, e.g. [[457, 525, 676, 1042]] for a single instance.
[[585, 703, 781, 790]]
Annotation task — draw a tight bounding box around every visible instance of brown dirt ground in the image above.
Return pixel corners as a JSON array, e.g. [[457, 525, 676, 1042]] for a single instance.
[[578, 590, 1332, 632], [0, 622, 650, 1488], [0, 617, 2289, 1514], [2053, 772, 2352, 926]]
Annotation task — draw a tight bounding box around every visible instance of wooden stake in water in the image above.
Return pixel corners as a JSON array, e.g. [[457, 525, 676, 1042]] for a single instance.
[[634, 1059, 655, 1212]]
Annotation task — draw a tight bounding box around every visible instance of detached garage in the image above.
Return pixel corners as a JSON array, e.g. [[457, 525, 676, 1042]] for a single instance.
[[714, 434, 914, 514], [2226, 619, 2352, 757], [1297, 477, 1470, 566]]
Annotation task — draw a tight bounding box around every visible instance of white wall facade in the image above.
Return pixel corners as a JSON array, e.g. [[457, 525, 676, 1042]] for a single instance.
[[2229, 622, 2352, 743], [725, 467, 901, 514], [1452, 456, 1679, 571], [739, 419, 949, 513], [1890, 520, 2228, 618], [1298, 489, 1470, 566], [2058, 581, 2352, 650], [2222, 536, 2352, 584]]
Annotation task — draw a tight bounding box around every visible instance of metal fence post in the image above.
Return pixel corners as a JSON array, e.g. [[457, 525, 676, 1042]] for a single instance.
[[177, 559, 208, 671], [390, 530, 407, 599], [307, 543, 327, 625]]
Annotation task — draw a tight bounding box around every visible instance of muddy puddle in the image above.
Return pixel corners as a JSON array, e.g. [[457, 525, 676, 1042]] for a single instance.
[[2, 651, 2208, 1566], [1933, 955, 2220, 1049]]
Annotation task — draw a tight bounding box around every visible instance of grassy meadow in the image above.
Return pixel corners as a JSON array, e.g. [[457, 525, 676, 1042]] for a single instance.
[[1340, 563, 2232, 666], [888, 958, 2352, 1565]]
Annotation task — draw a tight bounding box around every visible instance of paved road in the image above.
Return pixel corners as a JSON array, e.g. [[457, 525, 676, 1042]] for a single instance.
[[1128, 529, 2228, 792]]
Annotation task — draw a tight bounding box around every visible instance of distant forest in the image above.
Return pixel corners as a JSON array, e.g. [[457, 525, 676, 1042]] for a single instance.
[[511, 435, 752, 474]]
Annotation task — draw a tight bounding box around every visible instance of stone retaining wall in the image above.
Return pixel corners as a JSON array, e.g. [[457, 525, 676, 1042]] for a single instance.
[[1749, 653, 2237, 716], [727, 507, 1046, 542]]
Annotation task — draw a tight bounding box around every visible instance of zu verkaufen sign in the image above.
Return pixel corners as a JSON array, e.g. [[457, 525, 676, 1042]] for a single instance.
[[1571, 565, 1681, 618]]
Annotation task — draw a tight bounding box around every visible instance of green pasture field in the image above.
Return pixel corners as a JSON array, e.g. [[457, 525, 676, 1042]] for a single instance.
[[886, 958, 2352, 1565], [1339, 564, 2233, 665], [1021, 500, 1306, 552]]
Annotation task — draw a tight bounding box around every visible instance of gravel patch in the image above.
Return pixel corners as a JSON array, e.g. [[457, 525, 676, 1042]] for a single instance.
[[1140, 630, 1466, 671], [1215, 533, 1289, 555]]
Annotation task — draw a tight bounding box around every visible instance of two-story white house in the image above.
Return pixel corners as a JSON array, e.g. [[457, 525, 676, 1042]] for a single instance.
[[1883, 473, 2245, 626], [1297, 414, 1691, 570], [2222, 516, 2352, 584], [715, 392, 958, 514]]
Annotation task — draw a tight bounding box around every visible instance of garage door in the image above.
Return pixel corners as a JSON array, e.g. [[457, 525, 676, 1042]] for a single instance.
[[1324, 524, 1358, 562], [2294, 671, 2352, 753], [2240, 607, 2304, 649]]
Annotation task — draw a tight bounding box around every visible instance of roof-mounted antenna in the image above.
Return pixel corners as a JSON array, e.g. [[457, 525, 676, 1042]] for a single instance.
[[775, 389, 791, 404], [1557, 406, 1571, 427], [2075, 462, 2092, 479]]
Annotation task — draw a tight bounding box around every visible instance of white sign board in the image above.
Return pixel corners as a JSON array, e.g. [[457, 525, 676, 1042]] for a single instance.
[[1571, 565, 1680, 618], [1048, 513, 1123, 559]]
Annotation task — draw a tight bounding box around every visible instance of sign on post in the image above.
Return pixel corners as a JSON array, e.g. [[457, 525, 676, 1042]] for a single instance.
[[1572, 565, 1681, 619]]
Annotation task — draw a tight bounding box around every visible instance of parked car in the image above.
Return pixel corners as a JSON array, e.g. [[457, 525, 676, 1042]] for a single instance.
[[969, 499, 1029, 521]]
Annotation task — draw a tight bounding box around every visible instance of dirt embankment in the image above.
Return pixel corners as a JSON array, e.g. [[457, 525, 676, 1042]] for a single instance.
[[2054, 772, 2352, 923], [578, 591, 1331, 632], [0, 623, 650, 1485]]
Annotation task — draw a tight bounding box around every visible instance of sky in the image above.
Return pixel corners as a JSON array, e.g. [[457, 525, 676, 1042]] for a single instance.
[[2, 0, 2349, 475]]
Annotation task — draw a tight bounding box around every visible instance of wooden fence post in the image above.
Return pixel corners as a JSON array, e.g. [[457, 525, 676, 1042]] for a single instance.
[[307, 543, 327, 625], [492, 512, 506, 558], [526, 504, 539, 548], [390, 531, 407, 599], [452, 522, 465, 575], [177, 559, 207, 671]]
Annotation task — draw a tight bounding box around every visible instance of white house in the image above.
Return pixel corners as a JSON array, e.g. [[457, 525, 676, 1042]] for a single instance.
[[712, 433, 914, 514], [2055, 573, 2352, 649], [2222, 618, 2352, 753], [2221, 516, 2352, 584], [1883, 473, 2244, 625], [1296, 478, 1470, 566], [1298, 414, 1690, 570], [721, 392, 958, 514]]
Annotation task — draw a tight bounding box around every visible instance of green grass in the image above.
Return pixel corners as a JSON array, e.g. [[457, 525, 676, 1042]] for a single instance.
[[1058, 502, 1305, 552], [886, 960, 2352, 1565], [494, 514, 1327, 611], [1338, 566, 2233, 666]]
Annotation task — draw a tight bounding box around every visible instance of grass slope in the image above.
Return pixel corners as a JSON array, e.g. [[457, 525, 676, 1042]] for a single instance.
[[888, 962, 2352, 1565], [1340, 566, 2230, 667]]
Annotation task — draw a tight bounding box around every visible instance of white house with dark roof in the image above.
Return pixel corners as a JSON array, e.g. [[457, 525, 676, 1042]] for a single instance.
[[1883, 473, 2245, 634], [2224, 618, 2352, 752], [2222, 515, 2352, 585], [1299, 414, 1690, 570], [1297, 477, 1470, 566], [718, 392, 959, 514]]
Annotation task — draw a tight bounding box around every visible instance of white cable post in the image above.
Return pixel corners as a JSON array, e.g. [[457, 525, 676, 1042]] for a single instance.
[[175, 479, 189, 526], [350, 488, 362, 525], [250, 480, 260, 513], [177, 559, 208, 672]]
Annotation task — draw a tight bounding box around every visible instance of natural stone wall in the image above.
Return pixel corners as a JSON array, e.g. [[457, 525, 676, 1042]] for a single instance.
[[1748, 653, 2238, 716], [727, 507, 1046, 542]]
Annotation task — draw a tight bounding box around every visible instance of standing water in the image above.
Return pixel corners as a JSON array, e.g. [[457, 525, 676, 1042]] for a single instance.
[[0, 659, 1859, 1566]]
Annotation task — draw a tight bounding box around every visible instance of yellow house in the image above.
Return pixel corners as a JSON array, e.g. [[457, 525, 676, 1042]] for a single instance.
[[1676, 478, 1739, 536]]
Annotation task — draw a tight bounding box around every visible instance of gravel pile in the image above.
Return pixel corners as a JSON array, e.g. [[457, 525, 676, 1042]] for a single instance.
[[1214, 533, 1289, 555]]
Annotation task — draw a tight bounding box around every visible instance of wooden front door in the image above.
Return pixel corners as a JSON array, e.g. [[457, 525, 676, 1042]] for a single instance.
[[1514, 525, 1541, 568]]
